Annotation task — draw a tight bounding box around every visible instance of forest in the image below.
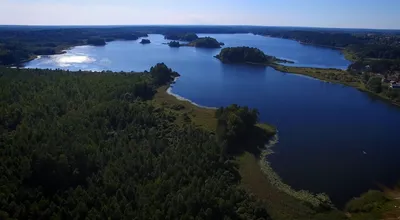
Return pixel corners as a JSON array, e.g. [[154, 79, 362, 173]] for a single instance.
[[140, 39, 151, 44], [0, 64, 274, 220], [257, 29, 400, 61], [187, 37, 222, 48], [164, 33, 199, 42], [215, 47, 278, 64], [168, 41, 181, 47], [87, 38, 107, 46], [216, 47, 270, 64], [166, 37, 222, 49]]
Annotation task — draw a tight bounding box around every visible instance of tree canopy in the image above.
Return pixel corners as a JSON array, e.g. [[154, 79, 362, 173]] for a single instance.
[[149, 63, 180, 85], [140, 39, 151, 44], [215, 104, 263, 153], [87, 37, 106, 46], [216, 47, 275, 64], [0, 65, 271, 220], [164, 33, 199, 42], [168, 41, 181, 47], [188, 37, 222, 48], [366, 76, 383, 93]]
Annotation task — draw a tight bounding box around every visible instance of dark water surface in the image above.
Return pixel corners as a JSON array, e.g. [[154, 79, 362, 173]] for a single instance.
[[26, 34, 400, 206]]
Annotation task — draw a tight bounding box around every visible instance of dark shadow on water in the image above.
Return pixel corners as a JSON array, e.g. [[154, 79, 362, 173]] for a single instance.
[[357, 88, 400, 110], [220, 63, 267, 80]]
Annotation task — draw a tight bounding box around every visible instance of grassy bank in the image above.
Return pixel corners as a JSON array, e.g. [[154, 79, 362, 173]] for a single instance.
[[345, 188, 400, 220], [258, 135, 333, 210], [269, 63, 400, 107], [269, 63, 361, 87], [342, 49, 359, 62], [151, 85, 217, 131], [152, 84, 348, 220]]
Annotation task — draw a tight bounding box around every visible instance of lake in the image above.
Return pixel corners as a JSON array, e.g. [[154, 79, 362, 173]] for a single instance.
[[25, 34, 400, 207]]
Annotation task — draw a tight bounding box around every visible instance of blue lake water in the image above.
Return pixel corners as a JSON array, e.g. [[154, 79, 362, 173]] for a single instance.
[[26, 34, 400, 206]]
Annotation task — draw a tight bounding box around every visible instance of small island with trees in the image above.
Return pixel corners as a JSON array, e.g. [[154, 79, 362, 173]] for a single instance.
[[215, 46, 292, 65], [164, 33, 199, 42], [187, 37, 222, 48], [140, 39, 151, 44], [168, 41, 181, 47], [166, 37, 222, 49]]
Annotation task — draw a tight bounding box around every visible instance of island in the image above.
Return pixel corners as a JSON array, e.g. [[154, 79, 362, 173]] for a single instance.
[[215, 46, 291, 64], [164, 33, 199, 41], [165, 37, 222, 49], [168, 41, 181, 47], [187, 37, 222, 48], [87, 37, 106, 46], [140, 39, 151, 44]]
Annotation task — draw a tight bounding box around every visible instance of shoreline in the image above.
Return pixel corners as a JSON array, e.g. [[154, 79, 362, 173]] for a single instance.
[[166, 77, 217, 110], [18, 38, 143, 67], [163, 81, 335, 209], [215, 55, 400, 108], [270, 64, 400, 108], [259, 132, 334, 209]]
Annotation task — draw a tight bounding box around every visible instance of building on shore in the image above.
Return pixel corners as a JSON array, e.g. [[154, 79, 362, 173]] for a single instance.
[[389, 81, 400, 89]]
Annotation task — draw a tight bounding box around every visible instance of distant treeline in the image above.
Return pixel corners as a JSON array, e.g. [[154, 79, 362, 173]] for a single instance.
[[0, 28, 148, 66], [256, 30, 400, 60], [1, 26, 400, 68], [164, 33, 199, 41]]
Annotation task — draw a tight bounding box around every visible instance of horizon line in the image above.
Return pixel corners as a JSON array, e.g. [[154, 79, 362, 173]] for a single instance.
[[1, 24, 399, 31]]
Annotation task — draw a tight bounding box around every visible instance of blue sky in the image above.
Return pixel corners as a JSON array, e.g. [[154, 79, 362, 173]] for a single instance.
[[0, 0, 399, 29]]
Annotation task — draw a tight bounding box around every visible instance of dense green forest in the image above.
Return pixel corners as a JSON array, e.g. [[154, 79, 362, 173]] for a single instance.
[[258, 30, 361, 48], [140, 39, 151, 44], [166, 37, 222, 49], [188, 37, 222, 48], [87, 38, 107, 46], [215, 47, 282, 65], [0, 64, 275, 220], [216, 47, 271, 64], [257, 30, 400, 59], [164, 33, 199, 42], [168, 41, 181, 47]]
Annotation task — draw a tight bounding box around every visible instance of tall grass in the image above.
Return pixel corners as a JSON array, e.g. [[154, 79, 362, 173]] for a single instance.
[[259, 132, 335, 210]]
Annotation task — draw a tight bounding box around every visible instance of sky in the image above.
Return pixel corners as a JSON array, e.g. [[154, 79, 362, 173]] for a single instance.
[[0, 0, 399, 29]]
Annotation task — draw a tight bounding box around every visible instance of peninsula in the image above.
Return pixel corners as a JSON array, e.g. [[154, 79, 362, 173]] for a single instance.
[[216, 46, 400, 107]]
